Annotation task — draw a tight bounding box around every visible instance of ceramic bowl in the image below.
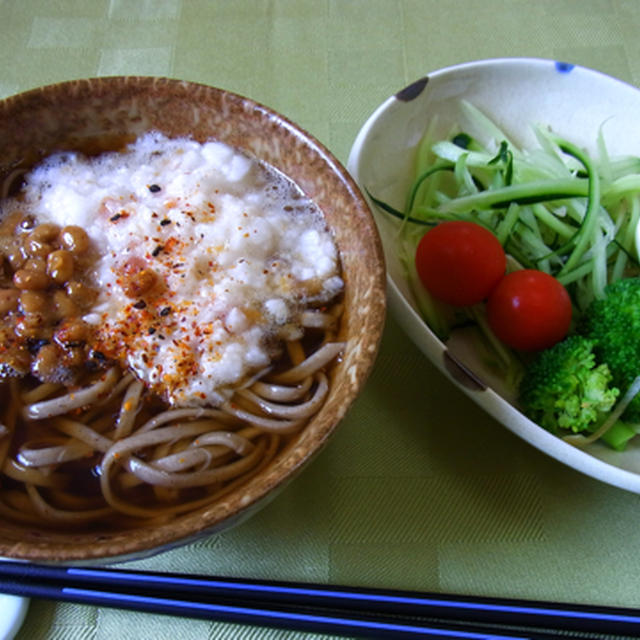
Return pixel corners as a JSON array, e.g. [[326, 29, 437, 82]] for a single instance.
[[347, 57, 640, 493], [0, 77, 386, 562]]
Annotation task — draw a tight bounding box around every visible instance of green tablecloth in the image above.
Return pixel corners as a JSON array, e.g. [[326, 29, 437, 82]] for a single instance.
[[4, 1, 640, 638]]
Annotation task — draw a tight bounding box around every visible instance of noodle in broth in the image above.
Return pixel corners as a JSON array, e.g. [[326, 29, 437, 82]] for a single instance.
[[0, 134, 344, 529]]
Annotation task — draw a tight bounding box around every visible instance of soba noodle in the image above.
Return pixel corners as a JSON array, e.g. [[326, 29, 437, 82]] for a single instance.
[[0, 134, 345, 529]]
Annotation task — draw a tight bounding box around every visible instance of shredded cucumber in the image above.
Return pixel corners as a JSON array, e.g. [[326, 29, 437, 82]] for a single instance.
[[371, 101, 640, 407], [377, 101, 640, 326]]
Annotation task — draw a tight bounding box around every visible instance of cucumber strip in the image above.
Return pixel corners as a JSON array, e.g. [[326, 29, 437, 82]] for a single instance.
[[597, 124, 613, 186], [454, 153, 479, 195], [467, 305, 518, 373], [554, 243, 617, 286], [405, 163, 453, 214], [402, 248, 451, 339], [365, 189, 432, 226], [602, 174, 640, 203], [533, 126, 583, 176], [434, 178, 588, 213], [600, 421, 637, 451], [591, 232, 608, 300], [431, 141, 498, 166], [459, 100, 516, 148], [495, 202, 521, 245], [530, 202, 575, 239], [564, 375, 640, 448], [553, 137, 600, 274], [611, 195, 640, 281], [516, 226, 555, 271], [607, 156, 640, 180], [414, 113, 445, 177]]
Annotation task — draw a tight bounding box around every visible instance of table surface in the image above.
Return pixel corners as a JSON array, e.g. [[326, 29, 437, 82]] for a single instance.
[[4, 1, 640, 639]]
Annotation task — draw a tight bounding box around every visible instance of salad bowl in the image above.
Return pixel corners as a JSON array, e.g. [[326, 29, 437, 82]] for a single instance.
[[347, 57, 640, 494]]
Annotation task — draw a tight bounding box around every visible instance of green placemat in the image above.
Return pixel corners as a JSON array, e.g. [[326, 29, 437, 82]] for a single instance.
[[2, 1, 640, 638]]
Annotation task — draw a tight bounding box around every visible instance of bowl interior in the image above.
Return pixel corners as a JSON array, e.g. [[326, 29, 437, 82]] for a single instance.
[[348, 58, 640, 493], [0, 77, 386, 562]]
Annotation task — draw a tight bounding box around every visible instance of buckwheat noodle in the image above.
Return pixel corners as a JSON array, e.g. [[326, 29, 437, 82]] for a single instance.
[[0, 138, 347, 531], [0, 299, 344, 529]]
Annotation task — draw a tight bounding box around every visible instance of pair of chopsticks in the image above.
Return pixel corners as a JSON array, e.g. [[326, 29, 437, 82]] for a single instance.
[[1, 561, 639, 639]]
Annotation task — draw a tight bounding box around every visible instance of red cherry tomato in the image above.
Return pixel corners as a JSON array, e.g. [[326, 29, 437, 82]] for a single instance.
[[486, 269, 572, 351], [415, 221, 506, 306]]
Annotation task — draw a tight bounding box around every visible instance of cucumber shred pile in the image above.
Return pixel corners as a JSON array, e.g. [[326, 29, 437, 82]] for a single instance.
[[370, 101, 640, 448], [372, 100, 640, 319]]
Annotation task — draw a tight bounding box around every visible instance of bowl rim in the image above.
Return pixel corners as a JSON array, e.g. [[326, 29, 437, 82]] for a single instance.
[[349, 56, 640, 165], [347, 57, 640, 495]]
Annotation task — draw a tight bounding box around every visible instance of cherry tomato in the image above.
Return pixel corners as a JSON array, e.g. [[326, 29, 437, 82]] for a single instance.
[[415, 221, 506, 306], [486, 269, 572, 351]]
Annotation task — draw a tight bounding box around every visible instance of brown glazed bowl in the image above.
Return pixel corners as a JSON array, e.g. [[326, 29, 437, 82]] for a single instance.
[[0, 77, 386, 563]]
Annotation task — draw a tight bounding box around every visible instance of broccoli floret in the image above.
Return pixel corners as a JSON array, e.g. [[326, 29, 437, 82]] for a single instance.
[[519, 334, 619, 434], [580, 277, 640, 422]]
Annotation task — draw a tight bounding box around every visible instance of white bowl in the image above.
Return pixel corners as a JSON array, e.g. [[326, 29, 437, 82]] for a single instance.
[[347, 57, 640, 493], [0, 594, 28, 640]]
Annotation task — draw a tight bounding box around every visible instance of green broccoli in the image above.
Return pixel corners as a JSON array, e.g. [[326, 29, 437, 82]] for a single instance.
[[579, 277, 640, 422], [519, 334, 619, 435]]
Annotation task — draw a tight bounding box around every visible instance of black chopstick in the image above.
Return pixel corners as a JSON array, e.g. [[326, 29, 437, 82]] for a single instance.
[[0, 561, 637, 638], [1, 576, 540, 640]]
